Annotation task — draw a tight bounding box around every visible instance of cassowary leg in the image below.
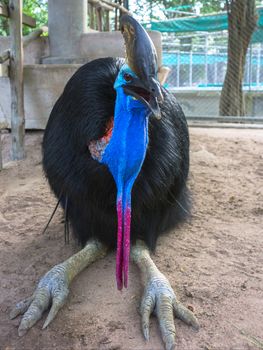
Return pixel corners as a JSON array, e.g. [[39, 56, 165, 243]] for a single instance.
[[131, 240, 199, 350], [10, 239, 107, 336]]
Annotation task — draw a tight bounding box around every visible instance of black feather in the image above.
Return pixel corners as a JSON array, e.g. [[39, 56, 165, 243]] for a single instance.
[[42, 57, 190, 251]]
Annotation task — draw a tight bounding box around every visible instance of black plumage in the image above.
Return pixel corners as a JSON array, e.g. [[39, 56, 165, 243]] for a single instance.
[[42, 57, 190, 251]]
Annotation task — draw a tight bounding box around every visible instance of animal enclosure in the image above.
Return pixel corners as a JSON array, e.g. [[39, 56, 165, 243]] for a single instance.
[[152, 7, 263, 118]]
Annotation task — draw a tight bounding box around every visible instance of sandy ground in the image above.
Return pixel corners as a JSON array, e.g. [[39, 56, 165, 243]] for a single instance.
[[0, 127, 263, 350]]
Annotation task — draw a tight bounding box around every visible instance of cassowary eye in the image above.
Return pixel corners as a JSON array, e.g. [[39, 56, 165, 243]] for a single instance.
[[124, 73, 133, 82]]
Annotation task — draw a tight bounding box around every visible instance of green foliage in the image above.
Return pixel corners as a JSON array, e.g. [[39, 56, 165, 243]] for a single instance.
[[22, 0, 47, 34], [0, 0, 48, 36], [0, 0, 9, 36]]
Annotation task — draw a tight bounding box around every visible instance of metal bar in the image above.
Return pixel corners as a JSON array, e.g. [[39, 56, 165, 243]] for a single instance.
[[166, 10, 195, 15], [248, 45, 252, 91], [189, 51, 192, 87], [256, 47, 260, 87], [188, 122, 263, 130], [204, 35, 208, 86], [177, 52, 180, 87], [186, 116, 263, 123]]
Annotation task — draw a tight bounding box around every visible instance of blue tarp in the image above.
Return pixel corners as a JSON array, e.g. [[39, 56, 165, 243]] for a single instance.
[[146, 7, 263, 43]]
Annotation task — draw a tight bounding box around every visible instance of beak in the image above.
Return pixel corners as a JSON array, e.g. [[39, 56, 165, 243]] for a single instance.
[[120, 14, 163, 119], [122, 76, 162, 119]]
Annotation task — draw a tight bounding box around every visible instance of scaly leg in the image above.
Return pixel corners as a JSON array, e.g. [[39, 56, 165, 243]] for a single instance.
[[131, 240, 199, 350], [10, 239, 108, 336]]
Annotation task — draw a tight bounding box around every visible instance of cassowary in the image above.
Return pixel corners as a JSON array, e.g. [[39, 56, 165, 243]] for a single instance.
[[11, 15, 199, 349]]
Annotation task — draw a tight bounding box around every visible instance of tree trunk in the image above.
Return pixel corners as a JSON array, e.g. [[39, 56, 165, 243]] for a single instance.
[[219, 0, 257, 116]]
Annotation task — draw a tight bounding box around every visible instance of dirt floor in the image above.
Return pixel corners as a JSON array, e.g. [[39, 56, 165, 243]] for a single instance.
[[0, 127, 263, 350]]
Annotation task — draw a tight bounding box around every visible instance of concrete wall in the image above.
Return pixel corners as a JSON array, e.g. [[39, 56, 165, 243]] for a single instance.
[[0, 64, 80, 129], [0, 36, 49, 64], [0, 30, 162, 64], [80, 31, 162, 65], [1, 66, 262, 129], [2, 31, 261, 129], [172, 90, 263, 118], [0, 30, 163, 129]]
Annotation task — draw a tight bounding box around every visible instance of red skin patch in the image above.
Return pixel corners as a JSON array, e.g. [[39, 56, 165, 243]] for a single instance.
[[88, 117, 114, 161]]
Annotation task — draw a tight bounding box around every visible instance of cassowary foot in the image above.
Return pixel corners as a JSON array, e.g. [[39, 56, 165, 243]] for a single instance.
[[140, 275, 199, 350], [131, 240, 199, 350], [10, 239, 107, 336], [10, 264, 70, 336]]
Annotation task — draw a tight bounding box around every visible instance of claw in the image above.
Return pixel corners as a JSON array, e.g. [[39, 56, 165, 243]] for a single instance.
[[140, 276, 199, 350], [11, 264, 70, 336], [10, 296, 33, 319], [17, 288, 51, 336], [140, 291, 155, 341], [43, 288, 69, 329], [173, 300, 200, 330], [156, 294, 176, 350]]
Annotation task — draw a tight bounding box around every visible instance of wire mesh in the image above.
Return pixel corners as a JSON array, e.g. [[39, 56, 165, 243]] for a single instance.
[[161, 14, 263, 118]]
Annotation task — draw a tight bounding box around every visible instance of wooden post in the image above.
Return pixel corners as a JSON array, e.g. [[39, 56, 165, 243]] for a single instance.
[[88, 3, 94, 29], [105, 10, 110, 31], [0, 131, 2, 171], [9, 0, 25, 160], [96, 6, 102, 31]]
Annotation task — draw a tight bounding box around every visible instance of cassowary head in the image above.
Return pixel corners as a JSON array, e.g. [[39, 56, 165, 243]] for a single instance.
[[120, 14, 163, 119], [96, 15, 162, 290]]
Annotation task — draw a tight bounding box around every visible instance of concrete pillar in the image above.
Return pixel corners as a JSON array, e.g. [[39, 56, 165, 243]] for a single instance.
[[42, 0, 87, 64]]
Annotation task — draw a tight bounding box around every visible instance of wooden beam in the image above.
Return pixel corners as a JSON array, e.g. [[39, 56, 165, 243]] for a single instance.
[[102, 0, 131, 15], [21, 12, 36, 28], [0, 63, 9, 77], [0, 49, 10, 64], [9, 0, 25, 160], [0, 26, 47, 64], [89, 0, 115, 12], [0, 3, 36, 27], [23, 26, 48, 47], [0, 3, 9, 17]]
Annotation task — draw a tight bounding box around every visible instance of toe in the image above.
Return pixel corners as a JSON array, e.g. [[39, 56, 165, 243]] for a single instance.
[[173, 300, 199, 330], [43, 287, 69, 329], [10, 296, 33, 320], [18, 288, 50, 336], [140, 291, 155, 340], [156, 295, 176, 350]]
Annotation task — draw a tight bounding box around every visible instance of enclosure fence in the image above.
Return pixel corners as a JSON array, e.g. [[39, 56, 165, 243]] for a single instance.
[[148, 4, 263, 120]]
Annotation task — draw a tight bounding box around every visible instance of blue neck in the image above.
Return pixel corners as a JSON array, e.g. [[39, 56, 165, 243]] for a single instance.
[[100, 87, 149, 289], [101, 87, 149, 191]]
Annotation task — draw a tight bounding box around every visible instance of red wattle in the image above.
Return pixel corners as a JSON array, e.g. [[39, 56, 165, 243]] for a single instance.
[[116, 200, 123, 290], [116, 198, 131, 290], [123, 206, 131, 288]]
